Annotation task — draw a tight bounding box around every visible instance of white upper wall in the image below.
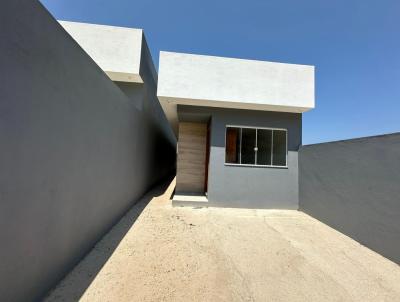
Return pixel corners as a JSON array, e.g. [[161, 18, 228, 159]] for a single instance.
[[157, 52, 315, 135], [59, 21, 144, 83], [158, 51, 315, 112]]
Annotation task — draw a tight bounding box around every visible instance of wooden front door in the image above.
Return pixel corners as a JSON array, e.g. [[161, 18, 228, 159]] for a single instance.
[[176, 122, 207, 194]]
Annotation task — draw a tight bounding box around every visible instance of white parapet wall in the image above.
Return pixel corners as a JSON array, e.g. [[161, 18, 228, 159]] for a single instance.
[[157, 51, 315, 134], [59, 21, 144, 83]]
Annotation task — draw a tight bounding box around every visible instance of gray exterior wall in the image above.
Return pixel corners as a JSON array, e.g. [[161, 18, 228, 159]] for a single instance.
[[0, 1, 175, 301], [178, 106, 301, 209], [299, 133, 400, 264]]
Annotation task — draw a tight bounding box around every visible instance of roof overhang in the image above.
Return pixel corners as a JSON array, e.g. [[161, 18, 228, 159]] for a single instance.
[[59, 21, 144, 83], [157, 51, 315, 135]]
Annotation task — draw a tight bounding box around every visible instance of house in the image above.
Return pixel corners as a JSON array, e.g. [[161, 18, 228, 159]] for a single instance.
[[3, 3, 400, 299], [59, 21, 315, 209], [157, 52, 314, 208]]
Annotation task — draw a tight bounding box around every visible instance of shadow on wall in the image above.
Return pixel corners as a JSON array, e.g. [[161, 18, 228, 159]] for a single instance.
[[43, 178, 172, 301], [0, 1, 175, 301], [299, 133, 400, 264]]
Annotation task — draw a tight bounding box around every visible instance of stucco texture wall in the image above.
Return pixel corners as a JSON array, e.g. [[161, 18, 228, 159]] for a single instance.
[[299, 133, 400, 264], [0, 1, 175, 301]]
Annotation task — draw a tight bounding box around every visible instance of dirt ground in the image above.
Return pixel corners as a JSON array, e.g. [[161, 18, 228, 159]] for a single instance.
[[45, 179, 400, 302]]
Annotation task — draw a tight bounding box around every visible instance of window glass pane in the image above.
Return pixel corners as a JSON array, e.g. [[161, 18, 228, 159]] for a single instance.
[[241, 128, 256, 164], [272, 130, 287, 166], [225, 127, 241, 163], [257, 129, 272, 165]]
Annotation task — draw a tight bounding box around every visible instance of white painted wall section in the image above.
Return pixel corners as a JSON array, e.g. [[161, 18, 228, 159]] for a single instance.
[[59, 21, 143, 83], [157, 51, 315, 133]]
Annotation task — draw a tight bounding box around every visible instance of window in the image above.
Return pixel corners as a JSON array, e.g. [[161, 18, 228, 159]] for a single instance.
[[225, 126, 287, 167]]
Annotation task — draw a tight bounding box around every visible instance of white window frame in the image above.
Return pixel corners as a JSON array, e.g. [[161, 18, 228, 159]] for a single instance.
[[224, 125, 288, 168]]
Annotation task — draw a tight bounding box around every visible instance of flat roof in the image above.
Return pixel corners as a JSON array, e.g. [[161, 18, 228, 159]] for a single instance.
[[157, 51, 315, 134], [59, 21, 144, 83]]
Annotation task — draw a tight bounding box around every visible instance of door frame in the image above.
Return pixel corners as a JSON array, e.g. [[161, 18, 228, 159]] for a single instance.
[[204, 119, 211, 193]]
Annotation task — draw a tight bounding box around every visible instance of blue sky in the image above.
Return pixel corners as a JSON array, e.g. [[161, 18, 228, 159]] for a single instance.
[[41, 0, 400, 144]]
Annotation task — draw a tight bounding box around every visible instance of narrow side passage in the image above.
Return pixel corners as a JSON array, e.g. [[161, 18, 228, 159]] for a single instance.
[[0, 1, 175, 301], [43, 179, 172, 301], [45, 178, 400, 302]]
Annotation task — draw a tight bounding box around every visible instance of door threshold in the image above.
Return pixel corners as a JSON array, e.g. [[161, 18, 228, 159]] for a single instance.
[[172, 193, 209, 207]]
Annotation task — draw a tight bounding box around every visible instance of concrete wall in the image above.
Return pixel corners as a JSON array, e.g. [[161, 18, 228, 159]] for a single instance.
[[59, 21, 144, 83], [158, 51, 314, 111], [178, 106, 301, 209], [158, 51, 314, 136], [0, 1, 175, 301], [299, 133, 400, 264]]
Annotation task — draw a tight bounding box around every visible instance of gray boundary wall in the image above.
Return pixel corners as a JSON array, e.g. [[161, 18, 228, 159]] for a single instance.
[[299, 133, 400, 264], [0, 1, 175, 301]]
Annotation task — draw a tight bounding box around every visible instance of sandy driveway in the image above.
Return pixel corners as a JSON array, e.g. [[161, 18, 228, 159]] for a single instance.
[[45, 179, 400, 302]]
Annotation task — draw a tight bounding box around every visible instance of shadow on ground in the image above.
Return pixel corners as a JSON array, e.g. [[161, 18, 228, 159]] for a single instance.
[[43, 177, 173, 301], [43, 176, 400, 302]]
